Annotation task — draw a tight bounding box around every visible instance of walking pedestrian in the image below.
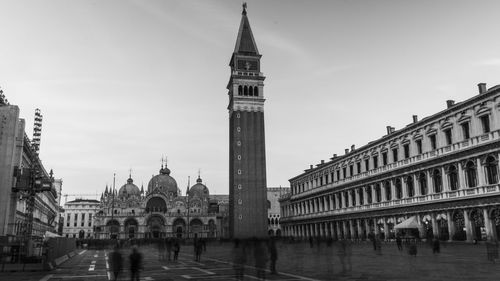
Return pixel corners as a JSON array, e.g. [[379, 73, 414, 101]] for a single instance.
[[110, 245, 123, 281], [195, 239, 203, 261], [396, 234, 403, 252], [129, 246, 143, 281], [166, 238, 172, 261], [173, 240, 180, 261]]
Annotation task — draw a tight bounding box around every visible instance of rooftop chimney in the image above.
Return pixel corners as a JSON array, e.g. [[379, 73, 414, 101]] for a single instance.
[[386, 126, 393, 135], [446, 100, 455, 108], [351, 144, 355, 152], [321, 160, 325, 164], [478, 83, 487, 94], [345, 148, 349, 155], [310, 165, 313, 170], [412, 115, 418, 123]]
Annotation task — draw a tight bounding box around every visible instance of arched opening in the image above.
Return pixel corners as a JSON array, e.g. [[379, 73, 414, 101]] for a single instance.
[[375, 184, 381, 202], [419, 172, 428, 195], [243, 86, 248, 96], [448, 165, 459, 190], [432, 169, 442, 193], [437, 215, 449, 240], [249, 86, 253, 96], [146, 197, 167, 213], [268, 229, 275, 236], [384, 181, 391, 201], [189, 218, 203, 238], [453, 211, 466, 241], [422, 216, 433, 239], [395, 178, 402, 199], [106, 219, 120, 239], [470, 209, 485, 241], [358, 188, 364, 205], [491, 209, 500, 241], [485, 156, 499, 184], [238, 85, 242, 96], [465, 161, 477, 187], [350, 190, 356, 206], [172, 218, 186, 238], [276, 229, 282, 237], [147, 215, 165, 238], [254, 87, 259, 97], [406, 176, 414, 197], [124, 218, 138, 239]]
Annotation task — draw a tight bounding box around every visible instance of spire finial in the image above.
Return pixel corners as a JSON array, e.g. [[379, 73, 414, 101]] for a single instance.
[[129, 168, 132, 179], [161, 156, 164, 169], [198, 168, 201, 179], [242, 2, 247, 15]]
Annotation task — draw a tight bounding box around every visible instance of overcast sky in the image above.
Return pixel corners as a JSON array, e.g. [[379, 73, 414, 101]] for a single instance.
[[1, 0, 499, 201]]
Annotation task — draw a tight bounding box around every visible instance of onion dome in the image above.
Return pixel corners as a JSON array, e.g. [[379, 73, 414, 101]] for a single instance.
[[147, 164, 178, 195], [188, 176, 209, 197], [118, 176, 141, 197]]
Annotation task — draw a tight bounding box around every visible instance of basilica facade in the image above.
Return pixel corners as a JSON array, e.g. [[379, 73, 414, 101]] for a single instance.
[[93, 164, 226, 239]]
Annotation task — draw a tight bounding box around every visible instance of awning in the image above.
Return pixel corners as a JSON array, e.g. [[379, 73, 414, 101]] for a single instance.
[[394, 216, 421, 229]]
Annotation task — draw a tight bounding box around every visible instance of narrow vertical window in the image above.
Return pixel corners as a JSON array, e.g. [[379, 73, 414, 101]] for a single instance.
[[342, 167, 347, 179], [444, 129, 452, 145], [485, 156, 499, 184], [461, 122, 470, 140], [480, 115, 490, 133], [373, 155, 378, 169], [416, 139, 422, 154], [429, 135, 437, 150], [238, 85, 242, 96], [382, 152, 388, 166], [254, 87, 259, 96], [365, 159, 370, 171], [392, 148, 398, 162], [349, 165, 354, 176], [403, 144, 410, 159], [356, 162, 361, 174]]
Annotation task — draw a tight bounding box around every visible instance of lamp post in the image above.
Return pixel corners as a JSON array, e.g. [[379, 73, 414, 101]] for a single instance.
[[186, 176, 190, 239]]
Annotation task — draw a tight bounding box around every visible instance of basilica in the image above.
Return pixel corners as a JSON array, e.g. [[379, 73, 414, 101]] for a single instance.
[[93, 164, 228, 239]]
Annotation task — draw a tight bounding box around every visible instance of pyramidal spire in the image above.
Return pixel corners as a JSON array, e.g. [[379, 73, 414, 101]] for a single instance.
[[234, 2, 259, 55]]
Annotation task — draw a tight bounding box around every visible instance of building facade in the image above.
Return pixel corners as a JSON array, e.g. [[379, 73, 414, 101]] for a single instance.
[[62, 199, 100, 238], [0, 93, 59, 238], [267, 187, 290, 236], [93, 165, 228, 239], [280, 83, 500, 242], [228, 4, 268, 238]]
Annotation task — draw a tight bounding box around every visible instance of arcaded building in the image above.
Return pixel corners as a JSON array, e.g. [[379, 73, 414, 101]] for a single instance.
[[93, 164, 228, 239], [280, 83, 500, 242]]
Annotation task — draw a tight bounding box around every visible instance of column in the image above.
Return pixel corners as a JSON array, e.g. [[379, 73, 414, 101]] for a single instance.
[[373, 218, 380, 236], [447, 210, 455, 242], [391, 179, 396, 200], [427, 170, 434, 194], [355, 189, 360, 206], [336, 222, 342, 239], [357, 219, 363, 239], [350, 220, 355, 240], [314, 198, 319, 213], [329, 195, 334, 211], [324, 196, 329, 211], [402, 176, 408, 198], [329, 222, 335, 239], [431, 214, 439, 238], [414, 174, 421, 196], [371, 185, 376, 202], [348, 191, 353, 207], [363, 187, 368, 204], [342, 221, 348, 239], [458, 163, 465, 189], [365, 219, 371, 235], [464, 210, 473, 242], [477, 158, 486, 186], [483, 208, 493, 241], [380, 184, 386, 202], [319, 222, 324, 237], [442, 166, 449, 192], [383, 219, 389, 240]]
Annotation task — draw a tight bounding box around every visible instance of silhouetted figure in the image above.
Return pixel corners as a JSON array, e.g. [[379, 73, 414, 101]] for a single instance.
[[110, 246, 123, 281], [368, 232, 376, 250], [173, 240, 180, 261], [158, 239, 166, 261], [129, 246, 142, 281], [254, 238, 268, 280], [232, 239, 246, 280], [166, 238, 173, 261], [195, 239, 203, 261], [432, 237, 440, 254], [396, 235, 403, 251], [375, 235, 382, 255], [268, 238, 278, 274], [337, 240, 352, 275]]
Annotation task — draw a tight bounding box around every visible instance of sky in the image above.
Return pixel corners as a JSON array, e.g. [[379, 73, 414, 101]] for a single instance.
[[1, 0, 500, 202]]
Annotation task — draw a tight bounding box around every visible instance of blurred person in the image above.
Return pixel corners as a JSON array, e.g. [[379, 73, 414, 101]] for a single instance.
[[110, 245, 123, 281], [195, 239, 203, 261], [158, 239, 166, 261], [129, 246, 143, 281], [375, 234, 382, 255], [432, 236, 440, 254], [166, 238, 173, 261], [268, 237, 278, 274], [396, 234, 403, 252], [173, 240, 180, 261]]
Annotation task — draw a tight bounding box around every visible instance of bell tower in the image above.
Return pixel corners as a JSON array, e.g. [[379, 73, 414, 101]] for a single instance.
[[228, 3, 267, 238]]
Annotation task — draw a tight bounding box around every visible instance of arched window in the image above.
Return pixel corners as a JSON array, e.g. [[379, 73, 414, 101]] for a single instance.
[[375, 184, 381, 202], [351, 190, 356, 206], [243, 86, 248, 96], [254, 87, 259, 96], [406, 176, 414, 197], [485, 156, 499, 184], [249, 86, 253, 96], [433, 169, 442, 193], [419, 172, 427, 195], [465, 161, 477, 187], [238, 85, 242, 96], [395, 178, 402, 199], [384, 181, 392, 201], [448, 165, 459, 190], [367, 187, 372, 204]]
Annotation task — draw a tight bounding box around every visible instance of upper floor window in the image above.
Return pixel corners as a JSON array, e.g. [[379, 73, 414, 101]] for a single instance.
[[448, 165, 459, 191], [395, 179, 403, 199], [382, 152, 388, 166], [406, 176, 414, 197], [465, 161, 477, 187], [350, 190, 356, 206], [366, 187, 372, 204], [375, 184, 382, 202], [342, 167, 347, 179], [444, 129, 452, 145], [403, 144, 410, 159], [480, 115, 490, 133], [392, 148, 398, 162], [336, 170, 340, 181], [485, 156, 499, 184], [373, 155, 379, 169], [356, 162, 361, 174], [416, 139, 422, 154], [349, 165, 354, 177], [429, 135, 437, 150], [461, 122, 470, 140], [432, 169, 442, 193], [384, 181, 392, 201], [419, 172, 428, 195], [358, 188, 364, 205], [365, 159, 370, 171]]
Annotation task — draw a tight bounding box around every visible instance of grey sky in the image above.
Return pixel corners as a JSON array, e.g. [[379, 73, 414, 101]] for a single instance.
[[1, 0, 499, 200]]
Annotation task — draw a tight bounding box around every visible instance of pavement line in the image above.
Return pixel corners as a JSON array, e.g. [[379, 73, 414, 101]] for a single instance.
[[39, 274, 53, 281], [53, 275, 107, 279], [89, 264, 95, 271], [193, 267, 216, 275], [94, 254, 98, 257], [91, 260, 96, 264], [79, 250, 87, 255]]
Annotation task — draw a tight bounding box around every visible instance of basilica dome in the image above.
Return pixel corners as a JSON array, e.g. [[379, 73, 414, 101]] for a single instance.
[[148, 165, 178, 195], [118, 177, 141, 197], [188, 176, 209, 197]]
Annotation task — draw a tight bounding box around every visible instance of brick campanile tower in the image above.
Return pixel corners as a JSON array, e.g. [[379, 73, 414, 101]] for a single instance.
[[228, 4, 267, 239]]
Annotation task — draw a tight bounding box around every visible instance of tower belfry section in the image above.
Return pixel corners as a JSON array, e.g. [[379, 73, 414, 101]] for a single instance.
[[228, 4, 268, 238]]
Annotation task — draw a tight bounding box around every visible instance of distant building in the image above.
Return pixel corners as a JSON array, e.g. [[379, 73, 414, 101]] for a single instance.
[[280, 83, 500, 242], [0, 93, 59, 238], [93, 165, 229, 239], [267, 187, 290, 236], [62, 199, 100, 238]]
